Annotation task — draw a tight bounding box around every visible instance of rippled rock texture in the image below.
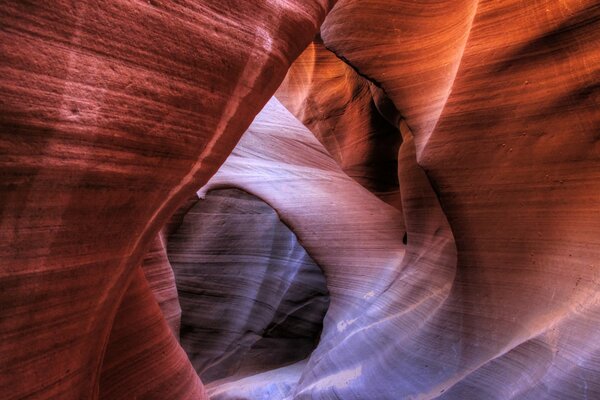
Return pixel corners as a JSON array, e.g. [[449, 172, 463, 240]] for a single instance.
[[0, 1, 331, 398], [2, 0, 600, 399]]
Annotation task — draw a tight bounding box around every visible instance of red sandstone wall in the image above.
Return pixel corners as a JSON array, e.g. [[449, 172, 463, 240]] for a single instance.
[[0, 1, 331, 398]]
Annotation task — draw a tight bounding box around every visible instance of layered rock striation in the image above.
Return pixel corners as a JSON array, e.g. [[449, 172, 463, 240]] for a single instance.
[[1, 0, 599, 399], [0, 1, 332, 398], [168, 189, 329, 388]]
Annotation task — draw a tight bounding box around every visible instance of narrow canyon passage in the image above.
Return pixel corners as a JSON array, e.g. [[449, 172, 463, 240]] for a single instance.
[[1, 1, 599, 399]]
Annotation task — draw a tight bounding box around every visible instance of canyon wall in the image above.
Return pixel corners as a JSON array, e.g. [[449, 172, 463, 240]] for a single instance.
[[0, 1, 331, 398], [1, 0, 599, 399]]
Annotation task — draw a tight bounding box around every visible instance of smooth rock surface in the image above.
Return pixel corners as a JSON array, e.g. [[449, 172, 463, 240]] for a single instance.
[[1, 1, 599, 399], [202, 95, 599, 398], [141, 234, 181, 336], [0, 1, 331, 398], [318, 1, 600, 398], [276, 39, 403, 210]]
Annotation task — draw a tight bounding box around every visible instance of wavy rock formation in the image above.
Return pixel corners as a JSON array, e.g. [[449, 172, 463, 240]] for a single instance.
[[201, 97, 455, 398], [318, 1, 600, 398], [275, 39, 403, 210], [320, 0, 479, 157], [2, 0, 599, 399], [0, 1, 331, 398]]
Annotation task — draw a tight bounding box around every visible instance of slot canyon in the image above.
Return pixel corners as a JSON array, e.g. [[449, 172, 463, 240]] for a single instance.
[[1, 1, 599, 399]]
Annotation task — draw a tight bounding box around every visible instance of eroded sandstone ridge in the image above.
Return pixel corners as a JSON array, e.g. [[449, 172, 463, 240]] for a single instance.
[[1, 0, 599, 399]]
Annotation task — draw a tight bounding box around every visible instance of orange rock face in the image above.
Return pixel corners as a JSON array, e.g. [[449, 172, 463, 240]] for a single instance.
[[1, 0, 599, 399], [275, 39, 403, 210]]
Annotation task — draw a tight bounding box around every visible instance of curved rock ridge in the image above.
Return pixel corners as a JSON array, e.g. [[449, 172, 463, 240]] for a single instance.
[[167, 189, 329, 388], [201, 97, 457, 399], [201, 94, 599, 398], [276, 39, 403, 211], [201, 98, 407, 308], [99, 266, 205, 400], [320, 0, 478, 157], [141, 234, 181, 336], [0, 1, 332, 398], [312, 1, 600, 398], [141, 194, 201, 337]]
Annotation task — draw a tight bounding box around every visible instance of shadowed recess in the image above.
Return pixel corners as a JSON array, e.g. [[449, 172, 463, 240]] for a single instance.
[[167, 189, 330, 387]]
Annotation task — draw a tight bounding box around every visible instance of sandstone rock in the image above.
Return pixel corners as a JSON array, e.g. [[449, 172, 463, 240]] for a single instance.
[[0, 1, 331, 398], [276, 39, 403, 211], [141, 234, 181, 336], [168, 189, 328, 385], [201, 98, 455, 398], [2, 1, 599, 399]]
